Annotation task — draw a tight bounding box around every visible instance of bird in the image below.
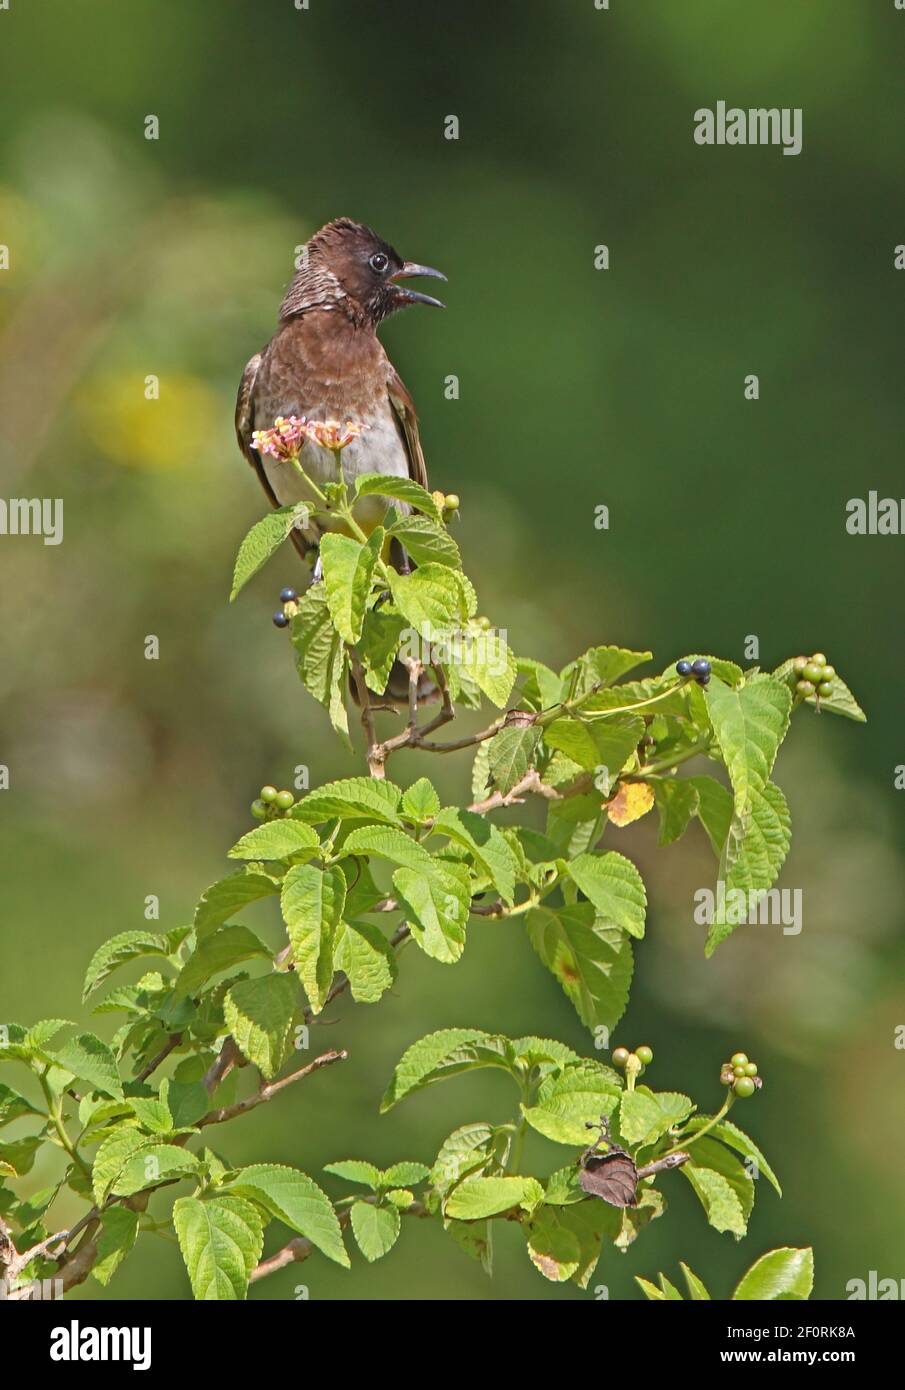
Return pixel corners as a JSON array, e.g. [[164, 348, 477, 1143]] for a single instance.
[[235, 217, 446, 576]]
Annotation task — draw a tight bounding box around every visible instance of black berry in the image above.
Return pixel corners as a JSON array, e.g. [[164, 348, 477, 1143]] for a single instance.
[[279, 587, 298, 604], [691, 658, 711, 678], [676, 660, 692, 676], [273, 611, 290, 629]]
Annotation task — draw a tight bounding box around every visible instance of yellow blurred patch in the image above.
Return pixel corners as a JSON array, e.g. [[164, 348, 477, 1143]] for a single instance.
[[606, 781, 655, 827], [78, 373, 219, 469]]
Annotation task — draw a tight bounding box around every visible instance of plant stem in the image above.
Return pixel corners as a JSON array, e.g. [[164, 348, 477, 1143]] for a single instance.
[[38, 1070, 92, 1181], [660, 1091, 735, 1159], [638, 736, 712, 779]]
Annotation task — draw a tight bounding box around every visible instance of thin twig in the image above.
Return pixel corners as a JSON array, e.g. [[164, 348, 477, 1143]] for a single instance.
[[196, 1049, 348, 1128]]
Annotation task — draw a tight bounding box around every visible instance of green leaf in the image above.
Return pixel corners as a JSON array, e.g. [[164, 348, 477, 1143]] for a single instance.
[[0, 1134, 42, 1175], [354, 471, 442, 523], [226, 1163, 349, 1267], [129, 1078, 174, 1134], [173, 1194, 264, 1299], [454, 627, 517, 707], [388, 514, 461, 568], [635, 1275, 669, 1301], [51, 1033, 123, 1100], [333, 919, 396, 1003], [92, 1128, 160, 1204], [618, 1087, 694, 1148], [342, 823, 432, 871], [566, 851, 647, 938], [486, 724, 541, 794], [521, 1062, 621, 1144], [323, 1159, 381, 1189], [432, 807, 518, 903], [392, 861, 470, 964], [683, 1116, 781, 1196], [431, 1122, 499, 1195], [689, 775, 733, 857], [653, 778, 701, 846], [687, 1138, 755, 1227], [527, 904, 633, 1033], [682, 1162, 747, 1238], [230, 503, 309, 602], [387, 565, 465, 637], [291, 582, 346, 711], [381, 1160, 430, 1187], [175, 925, 272, 997], [281, 862, 345, 1014], [82, 931, 179, 1002], [445, 1176, 543, 1220], [733, 1246, 814, 1300], [0, 1081, 39, 1128], [680, 1261, 711, 1300], [223, 974, 296, 1078], [400, 777, 441, 823], [544, 715, 643, 780], [561, 646, 653, 695], [359, 609, 407, 694], [227, 820, 320, 861], [112, 1143, 203, 1197], [194, 871, 280, 938], [705, 674, 791, 816], [291, 776, 403, 827], [526, 1206, 582, 1283], [320, 528, 383, 643], [705, 781, 792, 955], [349, 1200, 401, 1261], [380, 1029, 514, 1112], [92, 1206, 140, 1287], [0, 1019, 71, 1062]]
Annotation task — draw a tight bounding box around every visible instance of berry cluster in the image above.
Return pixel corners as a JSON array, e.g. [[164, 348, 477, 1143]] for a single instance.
[[612, 1043, 654, 1071], [250, 784, 296, 820], [792, 652, 835, 702], [676, 657, 711, 688], [719, 1051, 763, 1098], [273, 587, 299, 630], [432, 490, 460, 518]]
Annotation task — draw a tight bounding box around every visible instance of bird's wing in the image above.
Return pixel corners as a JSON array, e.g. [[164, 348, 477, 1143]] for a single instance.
[[235, 349, 309, 560], [387, 365, 429, 492]]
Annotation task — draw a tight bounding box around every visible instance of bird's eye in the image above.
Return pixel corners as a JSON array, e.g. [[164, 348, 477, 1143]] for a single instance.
[[369, 252, 389, 273]]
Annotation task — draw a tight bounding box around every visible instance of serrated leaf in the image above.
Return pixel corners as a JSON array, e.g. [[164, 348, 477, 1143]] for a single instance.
[[618, 1087, 694, 1147], [445, 1175, 543, 1220], [343, 823, 432, 871], [333, 920, 397, 1003], [680, 1261, 711, 1299], [354, 472, 442, 523], [175, 925, 272, 997], [227, 820, 320, 861], [0, 1019, 72, 1062], [381, 1160, 430, 1187], [323, 1159, 381, 1189], [705, 780, 792, 954], [527, 904, 633, 1033], [561, 646, 653, 696], [291, 776, 403, 827], [291, 582, 346, 713], [521, 1062, 621, 1145], [174, 1194, 264, 1299], [92, 1206, 140, 1287], [194, 871, 280, 939], [526, 1206, 582, 1283], [52, 1033, 123, 1100], [653, 778, 701, 846], [223, 975, 296, 1078], [82, 932, 176, 1002], [682, 1163, 747, 1238], [387, 564, 466, 638], [430, 1122, 499, 1196], [359, 609, 407, 694], [226, 1163, 349, 1267], [380, 1029, 514, 1112], [350, 1200, 401, 1261], [432, 807, 518, 904], [400, 777, 441, 823], [112, 1143, 202, 1197], [281, 862, 345, 1014], [388, 514, 461, 568], [566, 851, 647, 938], [705, 674, 791, 817], [733, 1246, 813, 1300], [92, 1127, 159, 1204], [0, 1082, 39, 1128], [683, 1116, 781, 1196], [392, 861, 470, 963], [230, 503, 309, 602], [544, 715, 643, 780], [486, 724, 540, 794], [454, 627, 517, 707], [321, 528, 383, 643]]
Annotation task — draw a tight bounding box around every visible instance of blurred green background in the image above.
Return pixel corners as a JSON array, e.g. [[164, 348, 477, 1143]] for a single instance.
[[1, 0, 903, 1301]]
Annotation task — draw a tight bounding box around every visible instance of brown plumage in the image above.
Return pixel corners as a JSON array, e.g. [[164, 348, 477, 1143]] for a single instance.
[[235, 219, 445, 564]]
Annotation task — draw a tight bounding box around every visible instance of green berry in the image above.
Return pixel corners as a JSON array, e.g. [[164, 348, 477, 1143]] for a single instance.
[[803, 662, 824, 684], [733, 1076, 756, 1098], [810, 653, 827, 668], [733, 1064, 747, 1078], [251, 799, 267, 821], [796, 679, 816, 697], [635, 1045, 653, 1066], [820, 665, 835, 682], [817, 681, 834, 698], [260, 785, 278, 803], [275, 790, 295, 811], [612, 1046, 630, 1068], [792, 656, 809, 673], [730, 1052, 748, 1068], [444, 493, 460, 511], [744, 1062, 758, 1077]]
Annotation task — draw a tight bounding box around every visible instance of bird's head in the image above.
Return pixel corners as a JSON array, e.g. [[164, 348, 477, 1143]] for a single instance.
[[280, 218, 446, 325]]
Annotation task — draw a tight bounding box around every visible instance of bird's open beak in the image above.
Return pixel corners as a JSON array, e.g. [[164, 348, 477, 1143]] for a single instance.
[[389, 261, 447, 309]]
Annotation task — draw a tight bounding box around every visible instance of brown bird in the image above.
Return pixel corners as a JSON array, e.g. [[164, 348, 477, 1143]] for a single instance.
[[235, 218, 446, 575]]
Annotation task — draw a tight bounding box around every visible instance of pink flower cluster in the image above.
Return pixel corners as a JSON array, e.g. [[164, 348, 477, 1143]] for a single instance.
[[252, 416, 366, 461]]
